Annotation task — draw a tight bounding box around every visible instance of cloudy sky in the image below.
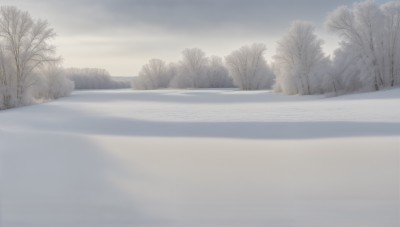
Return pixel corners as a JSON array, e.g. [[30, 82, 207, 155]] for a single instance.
[[0, 0, 391, 76]]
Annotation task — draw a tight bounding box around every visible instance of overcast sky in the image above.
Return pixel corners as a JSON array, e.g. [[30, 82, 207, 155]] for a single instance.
[[0, 0, 391, 76]]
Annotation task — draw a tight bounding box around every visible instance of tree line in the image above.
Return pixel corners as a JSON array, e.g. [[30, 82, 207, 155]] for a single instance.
[[133, 0, 400, 96], [66, 68, 130, 90]]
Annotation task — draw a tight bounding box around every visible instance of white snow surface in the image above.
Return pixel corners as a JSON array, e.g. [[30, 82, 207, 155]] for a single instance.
[[1, 89, 399, 227]]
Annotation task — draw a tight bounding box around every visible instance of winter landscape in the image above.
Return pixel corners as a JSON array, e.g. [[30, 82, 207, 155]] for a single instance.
[[1, 0, 400, 227]]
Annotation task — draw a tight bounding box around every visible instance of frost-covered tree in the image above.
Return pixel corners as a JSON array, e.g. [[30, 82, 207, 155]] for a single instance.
[[136, 49, 234, 90], [225, 43, 274, 90], [0, 45, 15, 109], [170, 48, 209, 88], [206, 56, 234, 88], [327, 0, 400, 92], [329, 43, 366, 93], [40, 65, 74, 99], [0, 6, 58, 104], [273, 22, 330, 95], [132, 59, 173, 90], [0, 6, 73, 109], [382, 1, 400, 87]]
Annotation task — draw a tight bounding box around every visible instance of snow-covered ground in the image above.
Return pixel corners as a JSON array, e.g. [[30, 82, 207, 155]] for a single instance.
[[1, 89, 399, 227]]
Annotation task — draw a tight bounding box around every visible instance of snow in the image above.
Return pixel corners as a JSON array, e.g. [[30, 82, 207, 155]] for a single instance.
[[1, 89, 399, 227]]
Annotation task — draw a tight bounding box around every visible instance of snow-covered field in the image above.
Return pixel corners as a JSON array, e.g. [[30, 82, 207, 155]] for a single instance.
[[1, 89, 399, 227]]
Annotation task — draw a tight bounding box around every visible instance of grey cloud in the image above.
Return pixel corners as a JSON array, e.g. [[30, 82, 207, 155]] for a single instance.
[[2, 0, 361, 35], [88, 0, 356, 33]]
